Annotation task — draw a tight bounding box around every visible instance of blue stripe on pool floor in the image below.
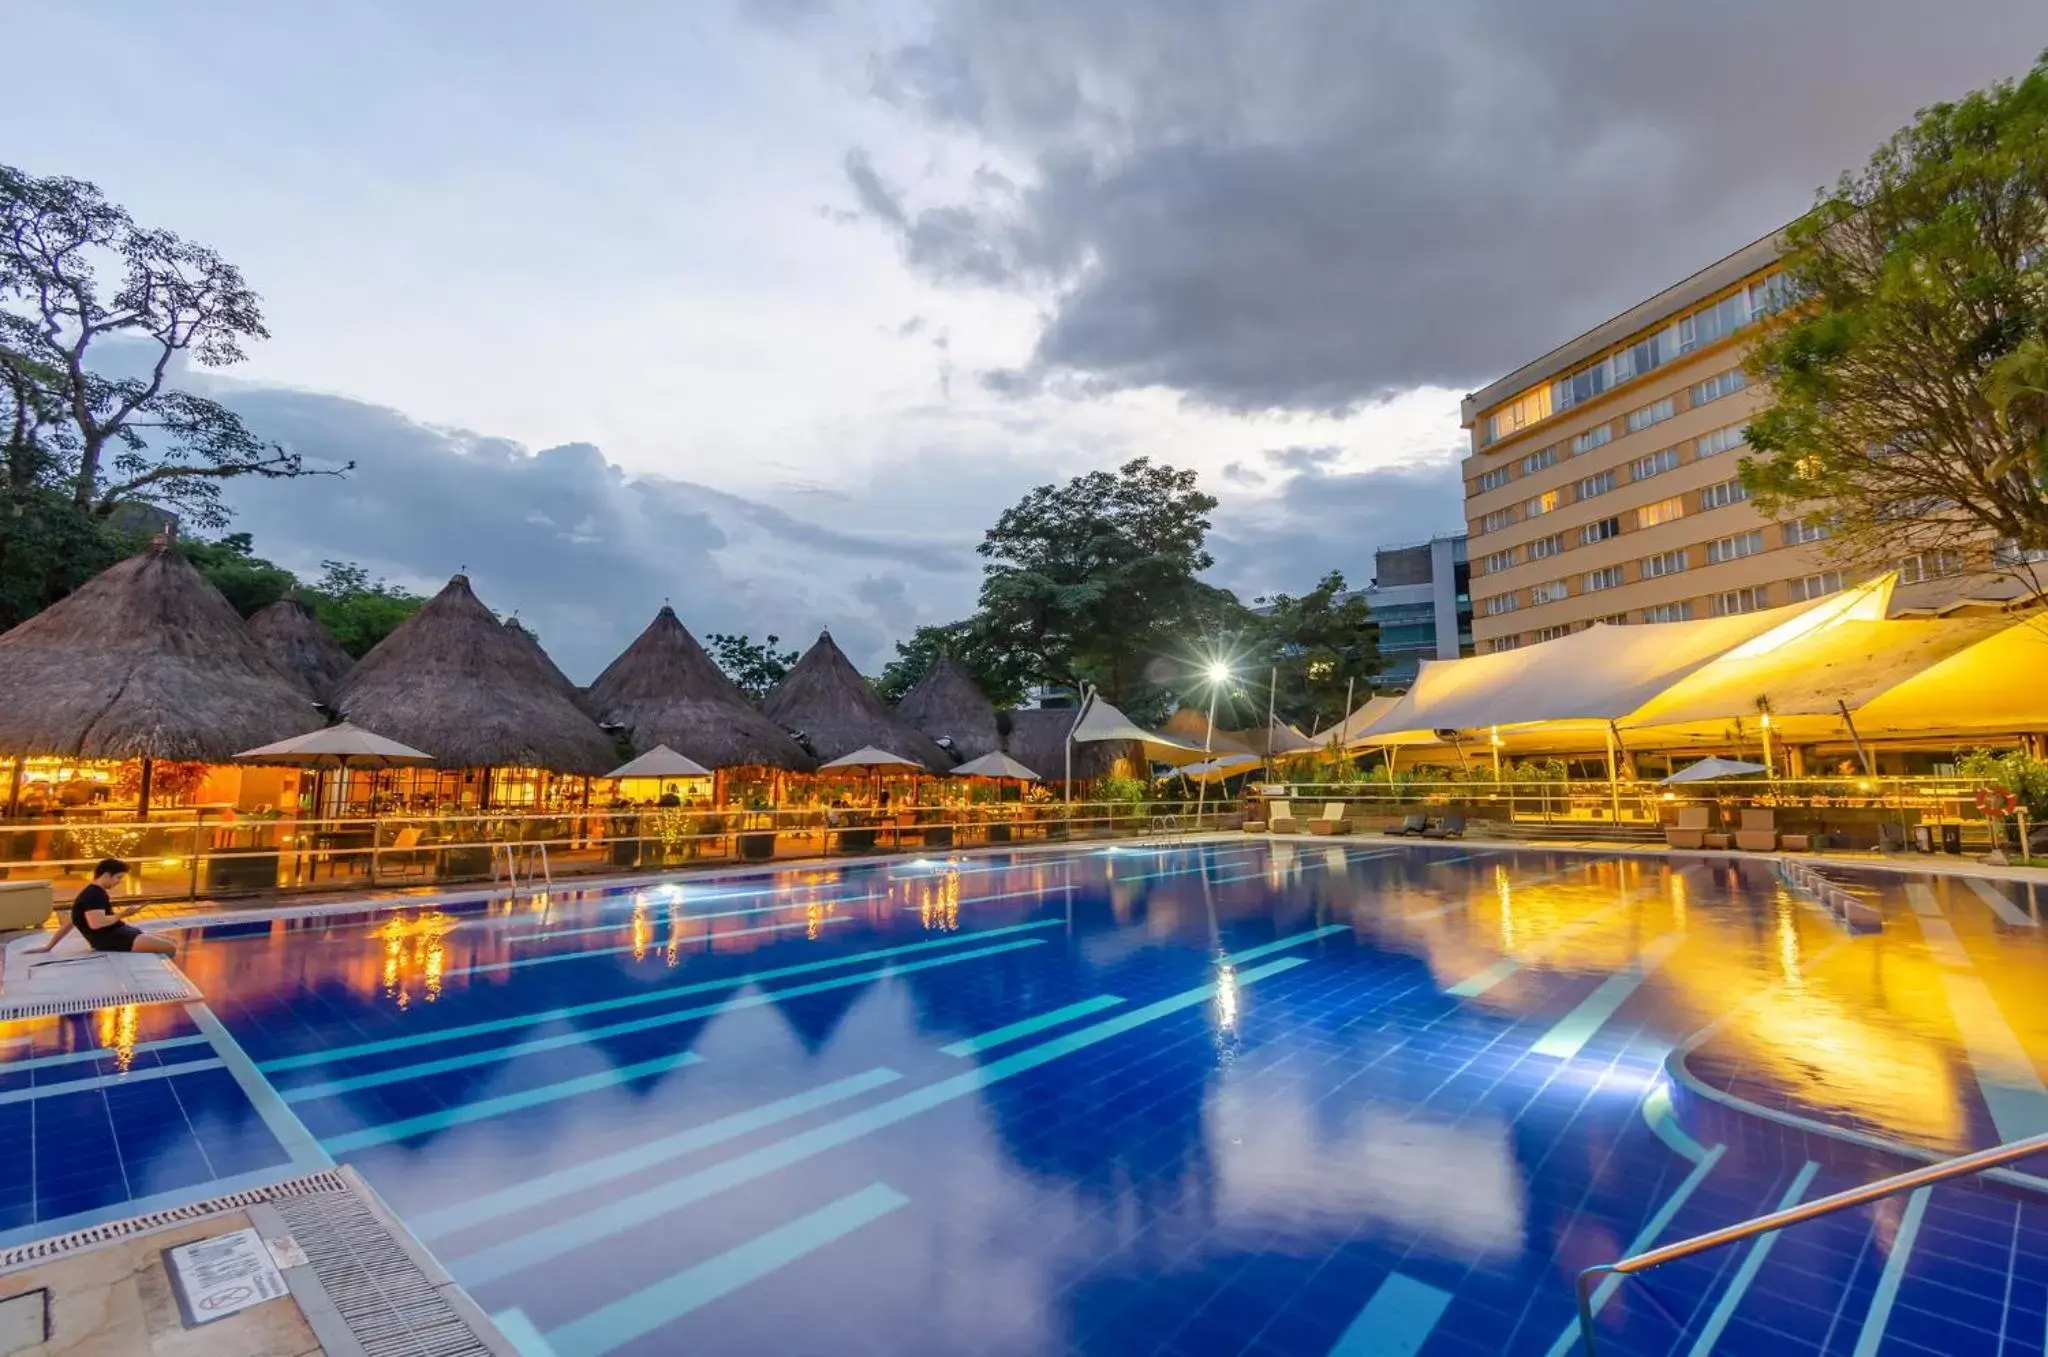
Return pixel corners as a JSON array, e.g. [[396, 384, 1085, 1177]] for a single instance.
[[544, 1182, 911, 1357], [0, 1056, 225, 1106], [0, 1034, 210, 1075], [450, 945, 1319, 1287], [259, 919, 1066, 1074], [490, 1308, 559, 1357], [412, 1068, 904, 1241], [1684, 1160, 1820, 1357], [323, 1048, 706, 1154], [1327, 1271, 1453, 1356], [278, 939, 1045, 1102], [940, 995, 1126, 1057], [452, 914, 854, 978], [1531, 933, 1685, 1060]]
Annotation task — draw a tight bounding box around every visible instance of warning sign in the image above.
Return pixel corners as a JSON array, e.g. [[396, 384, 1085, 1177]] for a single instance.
[[164, 1228, 289, 1328]]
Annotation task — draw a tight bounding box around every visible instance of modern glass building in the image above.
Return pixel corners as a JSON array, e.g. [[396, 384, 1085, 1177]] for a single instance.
[[1348, 535, 1472, 689]]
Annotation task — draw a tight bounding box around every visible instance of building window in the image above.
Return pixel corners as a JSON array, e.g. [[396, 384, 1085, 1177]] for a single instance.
[[1625, 397, 1676, 434], [1485, 386, 1554, 444], [1575, 470, 1617, 500], [1572, 425, 1614, 455], [1711, 587, 1767, 615], [1644, 601, 1695, 623], [1528, 533, 1566, 560], [1690, 367, 1748, 406], [1631, 447, 1681, 481], [1637, 496, 1685, 529], [1481, 548, 1517, 574], [1594, 612, 1628, 626], [1790, 571, 1845, 602], [1531, 579, 1570, 605], [1475, 466, 1512, 493], [1640, 549, 1690, 580], [1747, 274, 1792, 317], [1580, 516, 1623, 546], [1483, 593, 1521, 616], [1700, 479, 1750, 511], [1480, 507, 1516, 534], [1784, 519, 1831, 546], [1677, 290, 1752, 354], [1487, 635, 1525, 653], [1521, 446, 1558, 475], [1524, 490, 1562, 518], [1697, 422, 1751, 458], [1533, 624, 1573, 642], [1706, 530, 1764, 564], [1584, 566, 1624, 592], [1897, 550, 1966, 583]]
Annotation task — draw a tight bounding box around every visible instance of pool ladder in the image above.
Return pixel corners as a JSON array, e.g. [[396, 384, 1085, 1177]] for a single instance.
[[491, 842, 553, 897], [1572, 1130, 2048, 1353]]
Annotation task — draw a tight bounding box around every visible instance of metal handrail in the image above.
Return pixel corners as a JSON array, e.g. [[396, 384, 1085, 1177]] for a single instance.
[[1574, 1131, 2048, 1353]]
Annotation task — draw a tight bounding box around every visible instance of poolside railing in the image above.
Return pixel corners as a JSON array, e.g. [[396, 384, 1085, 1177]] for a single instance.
[[0, 798, 1243, 903]]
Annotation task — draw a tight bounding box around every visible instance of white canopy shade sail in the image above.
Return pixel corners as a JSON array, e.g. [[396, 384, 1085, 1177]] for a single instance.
[[1354, 576, 1896, 744], [948, 751, 1041, 781], [1233, 721, 1317, 757], [1854, 611, 2048, 734], [235, 722, 432, 767], [1178, 752, 1262, 782], [1318, 695, 1442, 751], [1067, 693, 1209, 766], [818, 745, 926, 770], [604, 744, 714, 780], [1661, 757, 1768, 784]]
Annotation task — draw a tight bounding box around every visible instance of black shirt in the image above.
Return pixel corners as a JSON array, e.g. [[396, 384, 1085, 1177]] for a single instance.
[[71, 884, 124, 941]]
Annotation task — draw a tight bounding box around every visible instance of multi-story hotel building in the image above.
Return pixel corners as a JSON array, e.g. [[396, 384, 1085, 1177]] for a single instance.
[[1457, 233, 1936, 653]]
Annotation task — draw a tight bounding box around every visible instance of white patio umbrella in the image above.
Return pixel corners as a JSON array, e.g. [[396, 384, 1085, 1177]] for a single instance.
[[819, 747, 925, 770], [603, 744, 713, 780], [948, 752, 1041, 781], [235, 722, 434, 819], [1660, 756, 1770, 784]]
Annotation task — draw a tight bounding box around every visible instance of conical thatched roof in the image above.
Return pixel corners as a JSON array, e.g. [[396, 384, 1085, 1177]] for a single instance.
[[583, 608, 814, 770], [1160, 706, 1256, 755], [0, 540, 324, 760], [504, 618, 580, 701], [334, 574, 616, 773], [1003, 707, 1133, 782], [247, 594, 353, 703], [763, 632, 950, 771], [895, 658, 1002, 764]]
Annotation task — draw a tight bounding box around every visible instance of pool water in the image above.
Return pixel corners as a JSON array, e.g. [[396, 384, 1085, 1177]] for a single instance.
[[4, 840, 2048, 1356]]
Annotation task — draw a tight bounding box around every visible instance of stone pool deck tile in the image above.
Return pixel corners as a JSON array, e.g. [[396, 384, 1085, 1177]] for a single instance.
[[0, 1209, 320, 1357]]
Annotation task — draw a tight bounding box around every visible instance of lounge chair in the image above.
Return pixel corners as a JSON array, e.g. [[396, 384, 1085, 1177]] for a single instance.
[[1383, 814, 1427, 837], [1665, 806, 1710, 850], [1734, 808, 1778, 853], [1780, 832, 1812, 851], [1306, 803, 1354, 835], [1421, 813, 1466, 840], [1267, 801, 1304, 834], [0, 880, 53, 932], [379, 826, 434, 880]]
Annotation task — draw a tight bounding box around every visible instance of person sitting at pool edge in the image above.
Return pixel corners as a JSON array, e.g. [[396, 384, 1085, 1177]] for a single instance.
[[29, 859, 176, 956]]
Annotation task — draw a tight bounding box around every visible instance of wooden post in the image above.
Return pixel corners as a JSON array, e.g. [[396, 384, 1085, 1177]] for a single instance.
[[137, 757, 155, 821], [4, 754, 21, 820]]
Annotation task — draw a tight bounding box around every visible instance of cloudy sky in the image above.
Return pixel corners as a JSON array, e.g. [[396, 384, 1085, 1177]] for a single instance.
[[10, 1, 2040, 678]]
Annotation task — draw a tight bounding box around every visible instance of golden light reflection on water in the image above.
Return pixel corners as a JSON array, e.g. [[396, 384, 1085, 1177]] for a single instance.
[[376, 910, 454, 1009], [631, 899, 652, 963], [918, 871, 961, 933], [95, 1004, 139, 1073]]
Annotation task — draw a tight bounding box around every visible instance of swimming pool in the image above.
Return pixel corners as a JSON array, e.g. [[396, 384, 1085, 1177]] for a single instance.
[[4, 840, 2046, 1355]]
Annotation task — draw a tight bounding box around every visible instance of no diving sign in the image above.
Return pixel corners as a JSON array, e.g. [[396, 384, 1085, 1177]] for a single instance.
[[164, 1228, 290, 1327]]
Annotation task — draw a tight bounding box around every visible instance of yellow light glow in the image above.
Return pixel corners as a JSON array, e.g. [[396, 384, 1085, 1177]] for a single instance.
[[95, 1004, 139, 1074]]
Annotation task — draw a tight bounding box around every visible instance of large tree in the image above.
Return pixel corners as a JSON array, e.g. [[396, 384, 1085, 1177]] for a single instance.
[[0, 164, 343, 625], [706, 632, 799, 702], [1242, 570, 1380, 733], [973, 457, 1244, 719], [1741, 54, 2048, 588]]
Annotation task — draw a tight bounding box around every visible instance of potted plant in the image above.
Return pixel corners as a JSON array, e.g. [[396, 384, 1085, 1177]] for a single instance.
[[736, 794, 778, 861]]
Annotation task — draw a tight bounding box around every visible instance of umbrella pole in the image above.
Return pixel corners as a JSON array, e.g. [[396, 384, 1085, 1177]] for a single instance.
[[1838, 701, 1875, 777], [1196, 684, 1218, 825], [137, 757, 154, 821], [1265, 666, 1278, 786]]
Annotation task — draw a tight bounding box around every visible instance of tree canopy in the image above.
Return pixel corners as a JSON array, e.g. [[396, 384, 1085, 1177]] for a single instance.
[[1742, 53, 2048, 589], [707, 632, 798, 702], [180, 533, 424, 658], [1241, 570, 1380, 732], [1, 164, 345, 628]]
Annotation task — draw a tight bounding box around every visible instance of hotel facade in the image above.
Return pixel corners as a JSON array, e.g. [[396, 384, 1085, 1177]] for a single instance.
[[1458, 234, 1973, 654]]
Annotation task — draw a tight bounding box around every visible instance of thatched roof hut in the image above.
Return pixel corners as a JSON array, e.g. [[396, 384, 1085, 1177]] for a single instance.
[[1002, 707, 1135, 782], [583, 607, 814, 770], [895, 658, 1004, 763], [0, 539, 324, 760], [504, 618, 581, 701], [763, 632, 951, 771], [247, 594, 353, 703], [334, 574, 616, 773]]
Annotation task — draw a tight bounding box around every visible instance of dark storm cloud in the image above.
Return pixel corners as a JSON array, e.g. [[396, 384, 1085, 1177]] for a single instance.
[[854, 0, 2045, 412], [1209, 446, 1467, 600], [204, 384, 976, 681]]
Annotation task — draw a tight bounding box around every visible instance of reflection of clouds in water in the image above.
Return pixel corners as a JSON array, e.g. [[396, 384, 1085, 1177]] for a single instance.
[[1210, 1088, 1526, 1257]]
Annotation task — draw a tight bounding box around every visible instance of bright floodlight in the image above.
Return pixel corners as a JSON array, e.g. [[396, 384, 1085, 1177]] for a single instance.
[[1206, 660, 1231, 684]]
